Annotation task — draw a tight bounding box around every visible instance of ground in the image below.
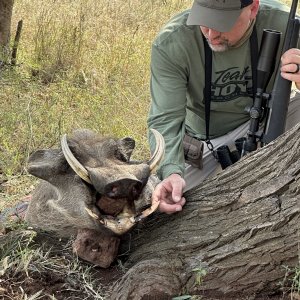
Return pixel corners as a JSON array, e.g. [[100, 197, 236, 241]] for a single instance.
[[0, 221, 124, 300], [0, 219, 297, 300], [0, 176, 298, 300]]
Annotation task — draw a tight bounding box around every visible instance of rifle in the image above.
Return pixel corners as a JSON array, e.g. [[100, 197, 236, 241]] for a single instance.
[[216, 0, 300, 169], [242, 28, 281, 154], [262, 0, 300, 144], [242, 0, 299, 155]]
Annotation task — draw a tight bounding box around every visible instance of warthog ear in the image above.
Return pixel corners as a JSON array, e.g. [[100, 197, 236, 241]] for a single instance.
[[117, 137, 135, 162], [27, 149, 69, 181]]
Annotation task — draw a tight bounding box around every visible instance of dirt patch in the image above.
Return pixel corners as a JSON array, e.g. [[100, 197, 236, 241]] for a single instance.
[[0, 225, 124, 300], [1, 264, 123, 300]]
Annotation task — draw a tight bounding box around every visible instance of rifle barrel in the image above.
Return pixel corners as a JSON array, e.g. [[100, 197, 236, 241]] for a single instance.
[[263, 0, 299, 144]]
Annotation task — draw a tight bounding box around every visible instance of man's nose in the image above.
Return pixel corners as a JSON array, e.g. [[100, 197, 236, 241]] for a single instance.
[[207, 28, 221, 40]]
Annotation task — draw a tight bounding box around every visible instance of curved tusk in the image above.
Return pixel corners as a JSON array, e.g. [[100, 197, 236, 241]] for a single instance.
[[61, 134, 92, 184], [86, 198, 160, 235], [85, 207, 100, 221], [133, 198, 160, 223], [85, 207, 135, 235], [85, 194, 160, 235], [148, 128, 165, 172], [102, 217, 135, 235]]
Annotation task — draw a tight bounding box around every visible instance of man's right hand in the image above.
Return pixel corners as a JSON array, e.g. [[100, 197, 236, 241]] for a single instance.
[[152, 173, 186, 214]]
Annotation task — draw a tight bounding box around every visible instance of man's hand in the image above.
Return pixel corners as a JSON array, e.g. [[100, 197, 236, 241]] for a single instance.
[[280, 48, 300, 89], [152, 173, 186, 214]]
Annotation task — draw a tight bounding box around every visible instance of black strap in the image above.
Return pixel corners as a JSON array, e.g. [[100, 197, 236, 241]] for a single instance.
[[203, 34, 214, 151], [250, 26, 258, 100], [203, 25, 259, 152]]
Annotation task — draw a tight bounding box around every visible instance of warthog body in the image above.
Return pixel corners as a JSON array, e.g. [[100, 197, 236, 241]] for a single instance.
[[25, 129, 163, 267]]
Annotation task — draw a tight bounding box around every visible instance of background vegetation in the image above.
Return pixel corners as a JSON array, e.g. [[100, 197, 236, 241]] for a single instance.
[[0, 0, 299, 299], [0, 0, 297, 208], [0, 0, 191, 209]]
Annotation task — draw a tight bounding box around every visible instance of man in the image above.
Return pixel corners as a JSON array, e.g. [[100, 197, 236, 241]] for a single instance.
[[147, 0, 300, 214]]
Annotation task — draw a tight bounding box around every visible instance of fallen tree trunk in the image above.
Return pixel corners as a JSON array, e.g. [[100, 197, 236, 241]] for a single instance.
[[111, 123, 300, 300]]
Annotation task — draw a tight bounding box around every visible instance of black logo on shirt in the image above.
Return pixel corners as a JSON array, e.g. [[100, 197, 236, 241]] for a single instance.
[[211, 66, 252, 102]]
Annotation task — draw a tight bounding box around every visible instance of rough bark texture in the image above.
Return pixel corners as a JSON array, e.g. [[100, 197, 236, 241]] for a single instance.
[[111, 123, 300, 300], [0, 0, 14, 60]]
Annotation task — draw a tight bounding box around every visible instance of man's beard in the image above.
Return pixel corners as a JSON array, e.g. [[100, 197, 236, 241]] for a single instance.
[[209, 43, 229, 52], [206, 38, 230, 52]]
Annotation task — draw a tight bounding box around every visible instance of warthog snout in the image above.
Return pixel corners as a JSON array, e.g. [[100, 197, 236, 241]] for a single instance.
[[86, 163, 150, 201], [103, 178, 144, 200]]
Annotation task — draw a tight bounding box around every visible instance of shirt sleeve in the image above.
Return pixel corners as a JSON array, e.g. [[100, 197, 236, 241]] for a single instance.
[[147, 42, 188, 180]]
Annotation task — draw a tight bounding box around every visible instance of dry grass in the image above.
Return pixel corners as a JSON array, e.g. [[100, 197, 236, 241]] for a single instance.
[[1, 0, 192, 166], [0, 0, 191, 207], [0, 227, 111, 299], [0, 0, 296, 205], [0, 2, 192, 296]]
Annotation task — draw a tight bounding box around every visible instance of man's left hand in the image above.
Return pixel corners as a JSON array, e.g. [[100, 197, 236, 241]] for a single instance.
[[280, 48, 300, 89]]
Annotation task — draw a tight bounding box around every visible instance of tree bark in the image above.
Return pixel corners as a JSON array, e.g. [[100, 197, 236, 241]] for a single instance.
[[111, 123, 300, 300], [0, 0, 14, 62]]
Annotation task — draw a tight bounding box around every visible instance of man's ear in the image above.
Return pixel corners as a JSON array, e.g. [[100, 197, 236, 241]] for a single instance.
[[250, 0, 260, 19]]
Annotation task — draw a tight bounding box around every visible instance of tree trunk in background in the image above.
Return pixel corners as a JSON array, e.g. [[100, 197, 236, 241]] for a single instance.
[[0, 0, 14, 62], [111, 123, 300, 300]]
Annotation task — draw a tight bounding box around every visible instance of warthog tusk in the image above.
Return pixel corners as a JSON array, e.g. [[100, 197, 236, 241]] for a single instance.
[[133, 198, 160, 222], [84, 207, 102, 222], [102, 217, 136, 235], [85, 207, 135, 235], [148, 129, 165, 172], [61, 134, 92, 184], [85, 197, 160, 235], [61, 130, 165, 182]]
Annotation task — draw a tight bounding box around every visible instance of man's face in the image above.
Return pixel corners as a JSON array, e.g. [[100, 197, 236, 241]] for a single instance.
[[200, 2, 259, 52]]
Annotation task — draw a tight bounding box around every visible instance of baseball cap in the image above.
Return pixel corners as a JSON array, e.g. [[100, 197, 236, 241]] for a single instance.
[[186, 0, 253, 32]]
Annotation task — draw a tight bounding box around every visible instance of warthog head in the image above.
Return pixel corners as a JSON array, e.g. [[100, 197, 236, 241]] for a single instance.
[[25, 129, 164, 267]]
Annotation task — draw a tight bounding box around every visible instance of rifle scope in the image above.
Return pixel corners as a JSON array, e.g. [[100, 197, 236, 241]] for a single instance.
[[242, 29, 281, 154]]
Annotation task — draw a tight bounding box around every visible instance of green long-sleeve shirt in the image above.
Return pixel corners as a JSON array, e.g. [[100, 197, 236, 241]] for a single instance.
[[148, 0, 291, 180]]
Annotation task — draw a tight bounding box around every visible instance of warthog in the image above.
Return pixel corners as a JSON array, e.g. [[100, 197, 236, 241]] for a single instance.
[[25, 128, 164, 268]]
